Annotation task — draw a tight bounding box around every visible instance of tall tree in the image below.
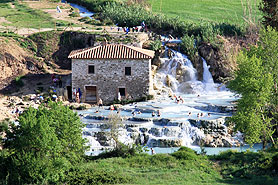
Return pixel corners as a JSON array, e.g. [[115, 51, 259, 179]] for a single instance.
[[228, 27, 278, 148], [1, 102, 87, 184], [259, 0, 278, 29]]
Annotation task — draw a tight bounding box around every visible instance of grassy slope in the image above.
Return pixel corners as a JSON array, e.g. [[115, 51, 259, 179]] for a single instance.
[[0, 1, 68, 29], [149, 0, 261, 25], [76, 152, 278, 185], [67, 147, 278, 185]]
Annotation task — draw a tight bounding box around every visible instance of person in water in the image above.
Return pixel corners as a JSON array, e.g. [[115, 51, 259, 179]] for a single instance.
[[152, 111, 155, 117], [98, 98, 103, 108], [151, 148, 156, 155], [157, 110, 161, 117]]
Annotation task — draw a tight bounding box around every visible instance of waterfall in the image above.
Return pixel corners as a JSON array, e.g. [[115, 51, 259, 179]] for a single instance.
[[202, 58, 217, 92], [154, 49, 217, 95]]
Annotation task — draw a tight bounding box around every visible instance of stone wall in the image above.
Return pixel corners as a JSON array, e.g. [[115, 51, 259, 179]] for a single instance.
[[72, 58, 153, 104]]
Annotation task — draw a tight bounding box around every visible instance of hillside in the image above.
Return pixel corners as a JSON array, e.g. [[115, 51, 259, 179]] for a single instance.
[[149, 0, 261, 25]]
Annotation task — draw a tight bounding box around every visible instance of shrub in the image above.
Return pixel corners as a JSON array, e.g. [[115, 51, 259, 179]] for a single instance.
[[95, 143, 144, 159], [65, 165, 130, 185], [1, 102, 87, 184], [171, 146, 200, 160]]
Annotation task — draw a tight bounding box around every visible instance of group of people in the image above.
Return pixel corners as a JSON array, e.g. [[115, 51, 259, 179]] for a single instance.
[[112, 21, 147, 34], [152, 110, 161, 117], [173, 95, 184, 104], [51, 74, 63, 88], [73, 88, 82, 103], [187, 112, 211, 118]]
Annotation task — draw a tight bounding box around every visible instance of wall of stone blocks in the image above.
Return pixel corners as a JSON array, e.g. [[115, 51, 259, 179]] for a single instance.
[[72, 58, 153, 104]]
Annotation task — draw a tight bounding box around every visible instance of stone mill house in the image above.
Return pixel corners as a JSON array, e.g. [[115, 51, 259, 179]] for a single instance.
[[68, 44, 155, 104]]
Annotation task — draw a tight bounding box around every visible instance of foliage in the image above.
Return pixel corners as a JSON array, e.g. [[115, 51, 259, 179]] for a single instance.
[[171, 146, 201, 161], [228, 27, 278, 147], [259, 0, 278, 29], [67, 148, 222, 185], [100, 2, 245, 38], [211, 149, 278, 183], [65, 165, 130, 185], [66, 0, 120, 13], [0, 32, 37, 52], [105, 113, 124, 148], [150, 0, 260, 25], [94, 143, 145, 159], [0, 102, 87, 184], [180, 34, 197, 59], [0, 1, 69, 29], [149, 39, 162, 51]]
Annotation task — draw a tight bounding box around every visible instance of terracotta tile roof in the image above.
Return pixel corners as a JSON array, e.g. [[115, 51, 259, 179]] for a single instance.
[[68, 44, 155, 59]]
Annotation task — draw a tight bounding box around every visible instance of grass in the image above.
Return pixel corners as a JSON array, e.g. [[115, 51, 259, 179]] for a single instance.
[[149, 0, 261, 25], [0, 1, 70, 29], [65, 147, 278, 185]]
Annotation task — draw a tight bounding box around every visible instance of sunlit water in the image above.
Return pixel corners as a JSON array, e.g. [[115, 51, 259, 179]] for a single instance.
[[61, 0, 94, 18]]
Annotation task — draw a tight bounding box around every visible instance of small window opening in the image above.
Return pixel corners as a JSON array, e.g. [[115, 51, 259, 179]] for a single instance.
[[88, 65, 95, 74], [125, 67, 131, 76]]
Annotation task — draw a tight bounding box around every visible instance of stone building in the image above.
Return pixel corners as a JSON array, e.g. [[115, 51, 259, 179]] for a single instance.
[[68, 44, 155, 104]]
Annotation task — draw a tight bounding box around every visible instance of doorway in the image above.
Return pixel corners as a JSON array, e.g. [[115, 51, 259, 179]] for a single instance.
[[119, 88, 126, 97], [85, 86, 97, 103], [67, 86, 72, 101]]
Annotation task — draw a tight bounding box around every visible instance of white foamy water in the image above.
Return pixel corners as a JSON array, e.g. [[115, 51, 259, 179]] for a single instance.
[[80, 49, 240, 155]]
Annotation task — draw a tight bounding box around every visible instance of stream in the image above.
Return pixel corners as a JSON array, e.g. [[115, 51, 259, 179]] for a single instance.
[[61, 0, 94, 18]]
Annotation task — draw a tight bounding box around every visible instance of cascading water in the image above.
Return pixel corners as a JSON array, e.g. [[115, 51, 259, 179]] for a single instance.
[[80, 46, 241, 155], [154, 48, 218, 96]]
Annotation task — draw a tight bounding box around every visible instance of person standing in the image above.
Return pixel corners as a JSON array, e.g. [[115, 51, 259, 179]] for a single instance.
[[118, 92, 121, 102], [76, 91, 80, 103], [98, 98, 103, 108]]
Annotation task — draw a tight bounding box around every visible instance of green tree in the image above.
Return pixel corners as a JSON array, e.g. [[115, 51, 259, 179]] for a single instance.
[[228, 27, 278, 148], [1, 102, 87, 184], [106, 113, 124, 148], [259, 0, 278, 29]]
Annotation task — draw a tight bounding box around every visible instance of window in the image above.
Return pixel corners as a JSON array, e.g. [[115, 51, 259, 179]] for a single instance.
[[119, 88, 126, 96], [125, 67, 131, 76], [88, 65, 95, 74]]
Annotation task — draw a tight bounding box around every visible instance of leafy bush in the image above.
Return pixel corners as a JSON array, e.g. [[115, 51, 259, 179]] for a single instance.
[[171, 146, 200, 161], [211, 149, 278, 179], [100, 2, 245, 38], [65, 166, 130, 185], [180, 34, 197, 59], [69, 11, 80, 17], [1, 102, 87, 184], [95, 143, 144, 159], [150, 39, 162, 51]]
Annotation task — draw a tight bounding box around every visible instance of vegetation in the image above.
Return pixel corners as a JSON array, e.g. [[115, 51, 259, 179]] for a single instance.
[[66, 147, 278, 185], [149, 0, 260, 25], [228, 27, 278, 148], [65, 0, 119, 13], [0, 102, 87, 184], [259, 0, 278, 29], [0, 1, 69, 29], [0, 32, 37, 52], [210, 149, 278, 184], [1, 106, 277, 184]]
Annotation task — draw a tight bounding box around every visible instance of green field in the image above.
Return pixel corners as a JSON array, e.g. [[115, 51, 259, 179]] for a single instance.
[[149, 0, 261, 25], [0, 1, 69, 29]]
